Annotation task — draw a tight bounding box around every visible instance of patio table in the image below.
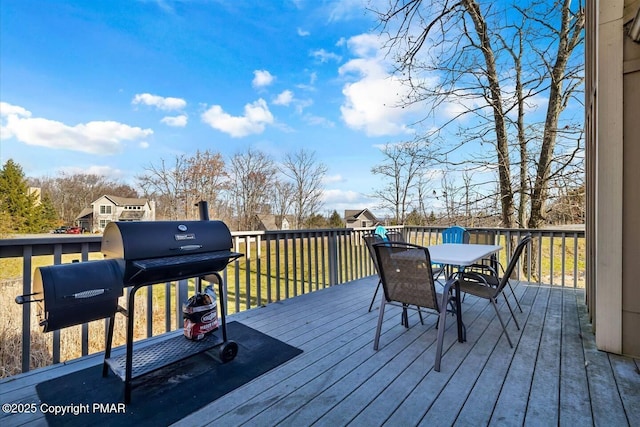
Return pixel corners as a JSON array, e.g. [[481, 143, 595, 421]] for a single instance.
[[427, 244, 502, 342]]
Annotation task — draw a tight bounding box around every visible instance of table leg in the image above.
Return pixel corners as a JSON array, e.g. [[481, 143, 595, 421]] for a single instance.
[[455, 281, 466, 342]]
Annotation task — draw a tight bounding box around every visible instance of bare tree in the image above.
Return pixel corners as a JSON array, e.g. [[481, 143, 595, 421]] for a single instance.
[[280, 149, 327, 229], [229, 148, 278, 231], [272, 179, 295, 227], [137, 156, 190, 220], [371, 140, 435, 224], [184, 149, 230, 219], [373, 0, 585, 229], [137, 149, 229, 220], [33, 173, 138, 225]]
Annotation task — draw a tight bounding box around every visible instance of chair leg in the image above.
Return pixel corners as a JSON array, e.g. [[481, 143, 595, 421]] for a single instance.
[[434, 308, 448, 371], [368, 279, 381, 312], [507, 281, 523, 312], [490, 298, 514, 348], [401, 304, 409, 328], [373, 298, 387, 350], [502, 293, 520, 330], [417, 306, 424, 325]]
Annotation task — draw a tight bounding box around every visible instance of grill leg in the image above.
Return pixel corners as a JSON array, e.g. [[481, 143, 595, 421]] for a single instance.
[[210, 272, 228, 342], [124, 285, 141, 404], [102, 314, 116, 377]]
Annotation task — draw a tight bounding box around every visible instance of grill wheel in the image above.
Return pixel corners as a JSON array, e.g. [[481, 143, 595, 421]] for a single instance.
[[218, 341, 238, 363]]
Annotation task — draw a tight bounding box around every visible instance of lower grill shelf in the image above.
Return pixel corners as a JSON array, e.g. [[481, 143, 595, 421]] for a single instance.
[[105, 332, 223, 380]]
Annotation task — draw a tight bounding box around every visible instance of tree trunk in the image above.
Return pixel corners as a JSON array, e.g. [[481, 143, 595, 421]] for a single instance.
[[463, 0, 515, 228]]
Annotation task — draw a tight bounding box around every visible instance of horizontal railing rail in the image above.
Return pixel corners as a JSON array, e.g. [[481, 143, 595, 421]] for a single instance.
[[0, 225, 585, 376]]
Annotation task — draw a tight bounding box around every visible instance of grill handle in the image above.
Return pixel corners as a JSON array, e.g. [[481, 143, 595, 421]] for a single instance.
[[15, 293, 42, 304], [197, 200, 209, 221]]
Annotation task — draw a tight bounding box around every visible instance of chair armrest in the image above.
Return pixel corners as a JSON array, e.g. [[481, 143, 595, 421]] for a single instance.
[[457, 271, 492, 286], [440, 277, 457, 308], [465, 263, 498, 277]]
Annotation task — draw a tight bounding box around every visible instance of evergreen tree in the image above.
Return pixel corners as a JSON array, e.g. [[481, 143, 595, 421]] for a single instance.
[[405, 209, 424, 226], [36, 193, 60, 232], [305, 213, 328, 229], [328, 210, 344, 228], [0, 159, 59, 233], [0, 159, 31, 232]]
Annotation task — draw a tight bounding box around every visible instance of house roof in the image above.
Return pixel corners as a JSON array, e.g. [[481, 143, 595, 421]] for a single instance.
[[75, 207, 93, 220], [119, 210, 146, 220], [256, 214, 294, 230], [344, 208, 379, 222], [100, 195, 148, 206]]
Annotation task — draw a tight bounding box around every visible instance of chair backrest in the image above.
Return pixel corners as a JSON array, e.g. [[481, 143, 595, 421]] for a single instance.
[[467, 229, 498, 269], [363, 233, 384, 273], [442, 226, 467, 244], [496, 234, 532, 292], [385, 230, 405, 242], [373, 241, 439, 310], [467, 229, 496, 245]]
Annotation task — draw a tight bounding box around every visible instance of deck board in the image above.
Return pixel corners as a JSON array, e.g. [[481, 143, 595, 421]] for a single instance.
[[1, 276, 639, 427], [526, 285, 563, 425], [559, 285, 593, 426]]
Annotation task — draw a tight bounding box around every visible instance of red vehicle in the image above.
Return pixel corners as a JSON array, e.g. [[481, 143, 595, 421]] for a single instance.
[[65, 227, 82, 234]]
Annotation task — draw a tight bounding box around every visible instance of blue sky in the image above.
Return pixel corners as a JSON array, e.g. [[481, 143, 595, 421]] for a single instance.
[[0, 0, 434, 216]]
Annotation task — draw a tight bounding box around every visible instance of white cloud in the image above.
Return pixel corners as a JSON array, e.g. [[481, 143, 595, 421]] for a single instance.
[[132, 93, 186, 111], [328, 0, 371, 22], [201, 98, 274, 137], [297, 27, 310, 36], [252, 70, 275, 88], [303, 114, 334, 127], [0, 102, 32, 118], [293, 98, 313, 114], [273, 90, 294, 106], [322, 188, 378, 215], [58, 164, 126, 178], [323, 188, 364, 203], [272, 90, 313, 114], [338, 33, 429, 137], [311, 49, 342, 63], [1, 102, 153, 154], [323, 174, 344, 183], [161, 114, 188, 127]]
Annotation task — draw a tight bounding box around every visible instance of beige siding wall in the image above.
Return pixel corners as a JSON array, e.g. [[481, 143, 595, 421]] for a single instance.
[[587, 0, 640, 357], [622, 2, 640, 356], [586, 0, 597, 325]]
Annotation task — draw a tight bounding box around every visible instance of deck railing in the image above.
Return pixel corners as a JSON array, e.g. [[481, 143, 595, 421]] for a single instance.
[[0, 226, 585, 376]]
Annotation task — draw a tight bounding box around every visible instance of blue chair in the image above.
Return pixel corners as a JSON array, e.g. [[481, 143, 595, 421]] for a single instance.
[[441, 226, 469, 244], [374, 225, 388, 240], [438, 226, 469, 282]]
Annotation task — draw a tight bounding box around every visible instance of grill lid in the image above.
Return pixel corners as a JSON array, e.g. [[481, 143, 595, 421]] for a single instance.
[[102, 220, 234, 260], [101, 220, 242, 286], [32, 259, 125, 332]]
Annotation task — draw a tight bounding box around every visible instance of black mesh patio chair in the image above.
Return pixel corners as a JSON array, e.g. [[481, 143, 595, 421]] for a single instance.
[[385, 230, 405, 242], [372, 241, 459, 372], [454, 234, 532, 347], [363, 232, 441, 312], [464, 231, 524, 312], [467, 229, 499, 272], [363, 233, 385, 312], [363, 231, 413, 312]]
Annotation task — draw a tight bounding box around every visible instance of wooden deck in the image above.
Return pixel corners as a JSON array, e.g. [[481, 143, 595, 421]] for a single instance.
[[2, 276, 639, 426]]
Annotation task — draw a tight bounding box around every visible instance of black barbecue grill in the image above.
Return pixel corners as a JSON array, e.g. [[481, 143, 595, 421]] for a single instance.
[[16, 203, 243, 403]]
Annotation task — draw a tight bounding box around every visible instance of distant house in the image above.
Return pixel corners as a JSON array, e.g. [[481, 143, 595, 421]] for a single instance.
[[344, 209, 380, 228], [76, 195, 156, 233], [255, 214, 295, 231]]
